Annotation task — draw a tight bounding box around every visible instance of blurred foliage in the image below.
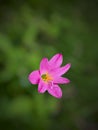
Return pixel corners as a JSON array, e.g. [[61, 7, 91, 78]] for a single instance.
[[0, 0, 98, 130]]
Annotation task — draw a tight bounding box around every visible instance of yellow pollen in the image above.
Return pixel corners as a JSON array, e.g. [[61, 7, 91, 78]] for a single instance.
[[41, 73, 52, 82]]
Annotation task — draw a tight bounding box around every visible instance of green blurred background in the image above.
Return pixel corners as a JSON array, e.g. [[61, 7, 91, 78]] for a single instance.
[[0, 0, 98, 130]]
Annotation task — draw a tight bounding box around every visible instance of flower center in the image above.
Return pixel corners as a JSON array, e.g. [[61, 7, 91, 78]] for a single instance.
[[41, 73, 53, 82]]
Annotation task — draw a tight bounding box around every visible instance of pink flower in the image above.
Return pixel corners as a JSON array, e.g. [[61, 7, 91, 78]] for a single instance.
[[28, 53, 71, 98]]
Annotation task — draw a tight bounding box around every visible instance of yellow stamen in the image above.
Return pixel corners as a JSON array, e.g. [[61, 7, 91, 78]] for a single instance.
[[41, 73, 53, 82]]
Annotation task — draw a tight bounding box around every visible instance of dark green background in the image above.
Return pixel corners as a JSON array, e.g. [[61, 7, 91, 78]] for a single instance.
[[0, 0, 98, 130]]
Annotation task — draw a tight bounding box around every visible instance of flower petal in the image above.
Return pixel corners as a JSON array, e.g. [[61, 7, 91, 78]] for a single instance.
[[40, 58, 50, 74], [49, 53, 63, 68], [50, 63, 71, 78], [28, 70, 40, 84], [54, 77, 70, 84], [38, 80, 48, 93], [48, 84, 62, 98]]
